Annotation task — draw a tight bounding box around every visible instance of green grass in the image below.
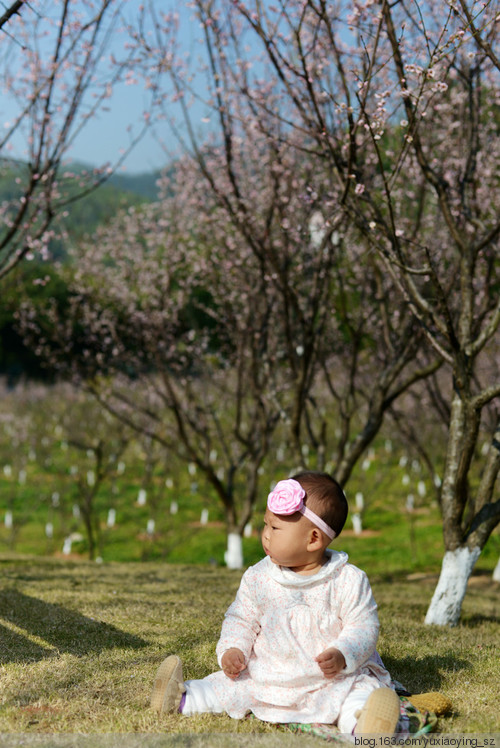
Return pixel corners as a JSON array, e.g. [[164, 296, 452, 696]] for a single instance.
[[0, 556, 499, 738]]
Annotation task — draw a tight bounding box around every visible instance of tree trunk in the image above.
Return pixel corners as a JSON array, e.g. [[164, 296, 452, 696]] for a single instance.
[[424, 546, 481, 626], [424, 391, 475, 625], [81, 504, 96, 561]]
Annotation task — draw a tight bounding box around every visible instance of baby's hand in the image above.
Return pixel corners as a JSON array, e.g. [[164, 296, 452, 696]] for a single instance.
[[315, 647, 346, 679], [221, 648, 247, 680]]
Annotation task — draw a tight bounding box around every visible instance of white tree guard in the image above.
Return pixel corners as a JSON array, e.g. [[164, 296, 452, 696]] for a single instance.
[[492, 556, 500, 583], [224, 532, 244, 569], [425, 546, 481, 626]]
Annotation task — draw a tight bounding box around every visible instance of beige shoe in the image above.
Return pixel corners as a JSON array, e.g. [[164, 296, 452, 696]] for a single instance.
[[355, 687, 400, 734], [150, 655, 186, 713]]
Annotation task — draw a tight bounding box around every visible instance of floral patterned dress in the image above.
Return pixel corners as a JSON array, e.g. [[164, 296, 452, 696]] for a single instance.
[[205, 550, 392, 723]]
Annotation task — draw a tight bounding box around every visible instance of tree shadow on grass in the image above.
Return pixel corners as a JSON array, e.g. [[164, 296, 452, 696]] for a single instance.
[[0, 622, 54, 664], [0, 588, 148, 664], [383, 653, 471, 693]]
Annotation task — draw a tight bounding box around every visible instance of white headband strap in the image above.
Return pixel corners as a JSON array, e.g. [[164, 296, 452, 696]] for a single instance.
[[299, 505, 336, 540]]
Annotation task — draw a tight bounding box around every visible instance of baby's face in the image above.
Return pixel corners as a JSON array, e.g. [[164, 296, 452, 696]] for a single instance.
[[261, 508, 313, 570]]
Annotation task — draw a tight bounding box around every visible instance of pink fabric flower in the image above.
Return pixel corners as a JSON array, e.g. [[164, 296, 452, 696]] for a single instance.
[[267, 477, 337, 539], [267, 479, 305, 515]]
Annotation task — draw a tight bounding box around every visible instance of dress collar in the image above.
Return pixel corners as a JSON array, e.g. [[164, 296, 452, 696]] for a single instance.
[[263, 549, 349, 587]]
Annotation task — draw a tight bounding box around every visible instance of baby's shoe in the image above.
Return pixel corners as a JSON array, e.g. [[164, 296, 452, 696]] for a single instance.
[[354, 687, 400, 734], [150, 655, 186, 713]]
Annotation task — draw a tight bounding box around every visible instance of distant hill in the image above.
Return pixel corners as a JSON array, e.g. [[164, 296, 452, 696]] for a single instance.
[[65, 161, 163, 200], [108, 170, 162, 200]]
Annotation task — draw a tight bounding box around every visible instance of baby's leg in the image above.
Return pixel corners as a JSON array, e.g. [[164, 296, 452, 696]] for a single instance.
[[339, 685, 400, 734], [338, 688, 375, 733], [181, 679, 225, 716]]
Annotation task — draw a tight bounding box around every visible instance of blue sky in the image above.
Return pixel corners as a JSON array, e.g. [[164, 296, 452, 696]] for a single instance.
[[65, 74, 172, 176], [66, 0, 201, 174]]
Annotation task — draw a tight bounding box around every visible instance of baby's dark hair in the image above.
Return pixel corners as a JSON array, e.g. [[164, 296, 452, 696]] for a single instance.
[[292, 470, 348, 538]]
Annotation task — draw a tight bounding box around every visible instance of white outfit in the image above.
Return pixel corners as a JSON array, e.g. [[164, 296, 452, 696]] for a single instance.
[[182, 551, 392, 727]]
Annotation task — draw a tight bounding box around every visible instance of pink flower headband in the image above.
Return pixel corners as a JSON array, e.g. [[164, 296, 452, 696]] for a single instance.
[[267, 478, 336, 540]]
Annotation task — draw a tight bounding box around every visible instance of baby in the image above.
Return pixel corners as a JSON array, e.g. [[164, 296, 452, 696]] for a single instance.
[[150, 471, 400, 734]]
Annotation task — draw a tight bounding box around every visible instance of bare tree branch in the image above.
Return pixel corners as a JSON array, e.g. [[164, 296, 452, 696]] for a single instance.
[[0, 0, 25, 32]]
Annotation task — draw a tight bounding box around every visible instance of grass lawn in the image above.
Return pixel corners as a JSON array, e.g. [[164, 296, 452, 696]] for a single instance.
[[0, 555, 499, 742]]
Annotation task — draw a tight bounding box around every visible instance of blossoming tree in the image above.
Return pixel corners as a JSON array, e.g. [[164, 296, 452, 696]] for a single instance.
[[20, 166, 294, 567], [132, 0, 499, 622], [21, 125, 440, 569]]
